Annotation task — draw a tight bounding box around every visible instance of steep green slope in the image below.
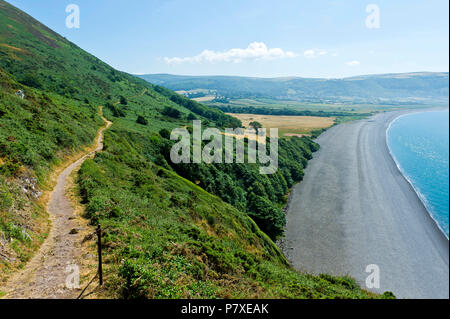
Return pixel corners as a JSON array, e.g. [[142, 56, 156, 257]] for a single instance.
[[0, 0, 390, 298], [0, 0, 234, 280], [0, 58, 103, 277], [77, 134, 379, 298]]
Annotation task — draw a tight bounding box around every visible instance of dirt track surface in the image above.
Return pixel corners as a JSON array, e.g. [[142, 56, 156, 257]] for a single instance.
[[283, 109, 449, 299], [1, 116, 111, 299]]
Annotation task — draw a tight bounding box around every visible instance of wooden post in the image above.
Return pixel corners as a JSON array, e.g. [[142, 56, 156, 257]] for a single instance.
[[97, 223, 103, 285]]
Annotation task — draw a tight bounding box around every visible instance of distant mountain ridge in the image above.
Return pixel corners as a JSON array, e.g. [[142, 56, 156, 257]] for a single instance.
[[139, 72, 449, 106]]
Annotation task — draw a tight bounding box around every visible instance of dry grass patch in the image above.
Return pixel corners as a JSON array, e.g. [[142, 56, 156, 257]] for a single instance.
[[227, 113, 335, 136], [192, 95, 215, 102]]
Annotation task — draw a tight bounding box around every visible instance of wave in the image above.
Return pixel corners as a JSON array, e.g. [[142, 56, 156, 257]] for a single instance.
[[386, 111, 449, 240]]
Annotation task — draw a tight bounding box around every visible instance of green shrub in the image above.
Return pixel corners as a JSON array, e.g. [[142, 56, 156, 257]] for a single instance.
[[159, 128, 170, 139], [105, 102, 125, 117], [118, 259, 152, 299], [187, 113, 197, 121], [0, 181, 13, 210], [19, 73, 42, 89], [0, 160, 21, 177], [119, 95, 128, 105], [162, 106, 181, 119], [136, 115, 148, 126]]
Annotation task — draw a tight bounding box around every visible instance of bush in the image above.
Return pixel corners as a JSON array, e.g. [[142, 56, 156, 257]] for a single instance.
[[105, 102, 125, 117], [119, 96, 128, 105], [154, 154, 170, 169], [159, 128, 170, 139], [187, 113, 197, 121], [136, 115, 148, 126], [0, 181, 13, 210], [19, 73, 42, 89], [206, 215, 216, 226], [118, 259, 153, 299], [162, 106, 181, 119], [0, 159, 22, 177]]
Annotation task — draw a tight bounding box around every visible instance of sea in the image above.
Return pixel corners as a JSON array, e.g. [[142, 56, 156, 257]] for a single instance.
[[387, 110, 449, 238]]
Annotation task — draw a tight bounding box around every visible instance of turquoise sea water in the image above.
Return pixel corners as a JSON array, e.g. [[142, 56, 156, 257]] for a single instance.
[[387, 110, 449, 237]]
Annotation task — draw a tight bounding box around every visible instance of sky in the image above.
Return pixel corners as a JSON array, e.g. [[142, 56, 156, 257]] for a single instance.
[[6, 0, 450, 78]]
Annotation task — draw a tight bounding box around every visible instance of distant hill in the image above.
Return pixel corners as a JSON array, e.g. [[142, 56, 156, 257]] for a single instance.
[[139, 72, 449, 106]]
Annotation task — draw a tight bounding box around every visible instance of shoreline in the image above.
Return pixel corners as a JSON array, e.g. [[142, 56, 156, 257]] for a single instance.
[[385, 109, 449, 240], [282, 106, 449, 298]]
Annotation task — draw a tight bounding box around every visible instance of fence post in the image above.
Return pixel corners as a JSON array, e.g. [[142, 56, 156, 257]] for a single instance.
[[97, 223, 103, 285]]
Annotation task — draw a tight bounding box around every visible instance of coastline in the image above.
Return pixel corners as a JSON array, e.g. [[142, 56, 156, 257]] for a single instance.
[[282, 107, 449, 299], [385, 109, 449, 240]]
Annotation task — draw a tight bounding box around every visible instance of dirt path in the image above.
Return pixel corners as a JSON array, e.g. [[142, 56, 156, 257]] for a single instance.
[[1, 111, 112, 299]]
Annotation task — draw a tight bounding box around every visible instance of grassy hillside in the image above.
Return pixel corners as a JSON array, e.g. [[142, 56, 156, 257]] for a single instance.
[[0, 0, 391, 298], [76, 122, 379, 298], [139, 73, 449, 106], [0, 58, 103, 278]]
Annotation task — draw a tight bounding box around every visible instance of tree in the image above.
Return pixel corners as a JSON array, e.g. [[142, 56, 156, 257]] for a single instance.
[[162, 106, 181, 119], [249, 121, 262, 130], [246, 192, 285, 240]]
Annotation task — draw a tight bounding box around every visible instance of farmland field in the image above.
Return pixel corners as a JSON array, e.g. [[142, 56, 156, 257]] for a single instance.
[[227, 113, 335, 136], [192, 95, 215, 102]]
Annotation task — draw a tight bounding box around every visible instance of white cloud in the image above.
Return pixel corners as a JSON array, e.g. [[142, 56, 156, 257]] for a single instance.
[[164, 42, 297, 64], [303, 48, 327, 59], [346, 60, 360, 66]]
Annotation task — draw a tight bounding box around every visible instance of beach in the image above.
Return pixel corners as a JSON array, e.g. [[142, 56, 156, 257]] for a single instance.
[[283, 108, 449, 299]]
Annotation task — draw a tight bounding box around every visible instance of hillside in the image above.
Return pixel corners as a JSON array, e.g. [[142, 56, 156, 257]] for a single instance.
[[0, 0, 388, 298], [139, 72, 449, 106]]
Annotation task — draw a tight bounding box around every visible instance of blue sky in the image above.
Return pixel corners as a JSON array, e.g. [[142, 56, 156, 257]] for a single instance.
[[7, 0, 449, 78]]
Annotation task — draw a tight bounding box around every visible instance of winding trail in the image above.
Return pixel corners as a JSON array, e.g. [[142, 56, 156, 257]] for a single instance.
[[1, 110, 112, 299]]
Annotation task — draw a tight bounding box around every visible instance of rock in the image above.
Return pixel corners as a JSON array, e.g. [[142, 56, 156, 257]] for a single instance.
[[15, 90, 25, 99], [83, 253, 95, 260]]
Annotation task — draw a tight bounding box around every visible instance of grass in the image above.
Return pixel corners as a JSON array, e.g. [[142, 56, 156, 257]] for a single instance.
[[0, 67, 102, 280]]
